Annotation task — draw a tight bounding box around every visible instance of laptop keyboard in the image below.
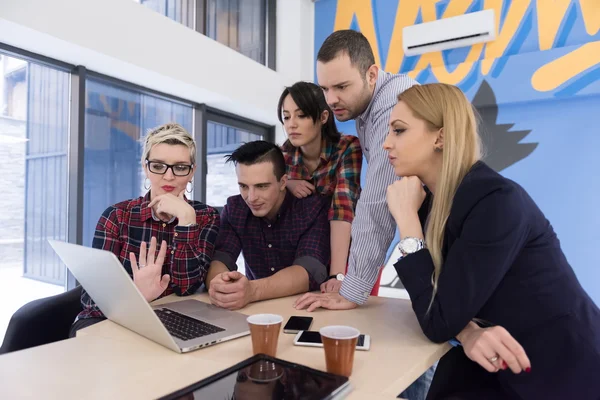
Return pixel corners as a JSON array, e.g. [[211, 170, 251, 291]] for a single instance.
[[154, 308, 225, 341]]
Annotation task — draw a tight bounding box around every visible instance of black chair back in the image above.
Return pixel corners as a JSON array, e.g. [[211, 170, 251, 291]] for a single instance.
[[0, 286, 82, 355]]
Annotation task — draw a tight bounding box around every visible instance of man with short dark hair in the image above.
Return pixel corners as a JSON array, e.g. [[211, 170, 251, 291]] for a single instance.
[[205, 141, 330, 310], [296, 29, 419, 302], [293, 30, 434, 400]]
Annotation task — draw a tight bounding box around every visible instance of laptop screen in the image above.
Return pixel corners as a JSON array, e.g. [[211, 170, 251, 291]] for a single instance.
[[159, 354, 350, 400]]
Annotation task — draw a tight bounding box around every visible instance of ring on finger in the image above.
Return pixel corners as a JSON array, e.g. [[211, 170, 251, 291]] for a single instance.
[[488, 355, 499, 363], [139, 264, 146, 269]]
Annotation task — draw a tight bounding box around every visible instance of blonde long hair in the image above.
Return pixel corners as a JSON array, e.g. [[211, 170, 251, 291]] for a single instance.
[[398, 83, 482, 307]]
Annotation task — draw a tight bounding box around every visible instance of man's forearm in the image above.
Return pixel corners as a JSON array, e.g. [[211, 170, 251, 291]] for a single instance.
[[330, 220, 351, 276], [250, 265, 310, 302], [339, 206, 396, 305], [205, 260, 229, 289]]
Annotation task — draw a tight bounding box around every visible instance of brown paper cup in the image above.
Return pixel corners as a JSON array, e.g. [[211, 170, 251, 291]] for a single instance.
[[320, 325, 360, 377], [247, 314, 283, 357]]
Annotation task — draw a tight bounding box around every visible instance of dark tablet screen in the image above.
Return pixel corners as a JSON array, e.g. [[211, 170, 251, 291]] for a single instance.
[[159, 354, 350, 400]]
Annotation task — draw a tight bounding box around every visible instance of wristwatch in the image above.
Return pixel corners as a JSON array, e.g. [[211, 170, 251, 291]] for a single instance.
[[326, 273, 345, 282], [397, 237, 426, 258]]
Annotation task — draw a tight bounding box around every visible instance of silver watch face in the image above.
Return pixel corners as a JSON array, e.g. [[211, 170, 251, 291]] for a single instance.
[[336, 273, 345, 281], [400, 238, 420, 254]]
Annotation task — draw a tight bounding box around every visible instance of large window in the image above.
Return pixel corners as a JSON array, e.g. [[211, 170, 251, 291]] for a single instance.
[[135, 0, 275, 68], [0, 52, 68, 342], [205, 0, 267, 65], [83, 77, 193, 247], [0, 44, 275, 343], [137, 0, 195, 28]]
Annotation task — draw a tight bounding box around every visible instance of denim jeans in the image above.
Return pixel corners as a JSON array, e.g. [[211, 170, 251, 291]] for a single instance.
[[398, 364, 436, 400]]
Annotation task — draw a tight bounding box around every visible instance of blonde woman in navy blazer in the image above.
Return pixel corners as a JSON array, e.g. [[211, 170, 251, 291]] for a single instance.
[[384, 83, 600, 399]]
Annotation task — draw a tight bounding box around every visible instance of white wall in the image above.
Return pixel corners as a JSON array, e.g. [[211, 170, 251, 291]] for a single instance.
[[0, 0, 315, 143], [276, 0, 315, 85]]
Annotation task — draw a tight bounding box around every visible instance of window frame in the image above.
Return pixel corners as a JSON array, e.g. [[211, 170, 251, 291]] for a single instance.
[[0, 42, 276, 290], [0, 43, 76, 288]]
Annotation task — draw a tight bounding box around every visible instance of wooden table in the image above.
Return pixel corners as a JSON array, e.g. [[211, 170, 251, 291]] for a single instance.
[[0, 292, 448, 399]]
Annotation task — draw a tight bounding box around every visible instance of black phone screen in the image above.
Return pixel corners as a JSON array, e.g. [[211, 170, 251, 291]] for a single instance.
[[298, 331, 365, 346], [284, 316, 313, 331]]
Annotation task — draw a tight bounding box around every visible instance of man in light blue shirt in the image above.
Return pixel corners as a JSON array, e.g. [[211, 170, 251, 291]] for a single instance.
[[293, 29, 434, 400]]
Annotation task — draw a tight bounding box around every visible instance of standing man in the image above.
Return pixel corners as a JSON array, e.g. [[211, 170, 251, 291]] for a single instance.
[[293, 30, 434, 399]]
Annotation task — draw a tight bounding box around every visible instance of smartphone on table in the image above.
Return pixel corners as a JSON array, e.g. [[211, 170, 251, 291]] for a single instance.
[[293, 330, 371, 351], [283, 316, 313, 334]]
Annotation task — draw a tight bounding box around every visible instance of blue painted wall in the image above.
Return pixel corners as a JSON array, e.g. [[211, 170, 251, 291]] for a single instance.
[[315, 0, 600, 303]]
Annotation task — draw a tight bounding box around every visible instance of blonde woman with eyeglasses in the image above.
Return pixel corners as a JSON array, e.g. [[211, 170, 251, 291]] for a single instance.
[[385, 83, 600, 399], [69, 123, 220, 337]]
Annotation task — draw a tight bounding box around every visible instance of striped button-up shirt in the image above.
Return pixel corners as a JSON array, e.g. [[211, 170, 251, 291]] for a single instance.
[[282, 134, 362, 223], [77, 193, 220, 320], [339, 70, 419, 305]]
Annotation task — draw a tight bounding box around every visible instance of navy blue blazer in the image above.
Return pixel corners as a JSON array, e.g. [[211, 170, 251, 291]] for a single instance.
[[395, 162, 600, 399]]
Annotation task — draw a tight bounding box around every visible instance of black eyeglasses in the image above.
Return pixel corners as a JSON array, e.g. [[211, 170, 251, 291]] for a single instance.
[[146, 159, 193, 176]]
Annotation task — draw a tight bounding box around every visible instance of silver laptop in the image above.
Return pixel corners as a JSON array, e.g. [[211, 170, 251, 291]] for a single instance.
[[48, 240, 250, 353]]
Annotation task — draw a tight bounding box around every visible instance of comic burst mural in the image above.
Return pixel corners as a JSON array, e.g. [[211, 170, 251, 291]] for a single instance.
[[314, 0, 600, 301]]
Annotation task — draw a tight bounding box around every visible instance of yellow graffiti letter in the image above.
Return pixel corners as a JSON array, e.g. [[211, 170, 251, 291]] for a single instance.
[[532, 41, 600, 92], [481, 0, 531, 75], [333, 0, 381, 67], [384, 0, 431, 73], [536, 0, 572, 51], [580, 0, 600, 35]]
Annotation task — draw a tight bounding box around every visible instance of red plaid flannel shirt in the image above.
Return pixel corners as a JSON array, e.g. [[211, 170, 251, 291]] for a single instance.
[[282, 134, 362, 223], [77, 193, 220, 320]]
